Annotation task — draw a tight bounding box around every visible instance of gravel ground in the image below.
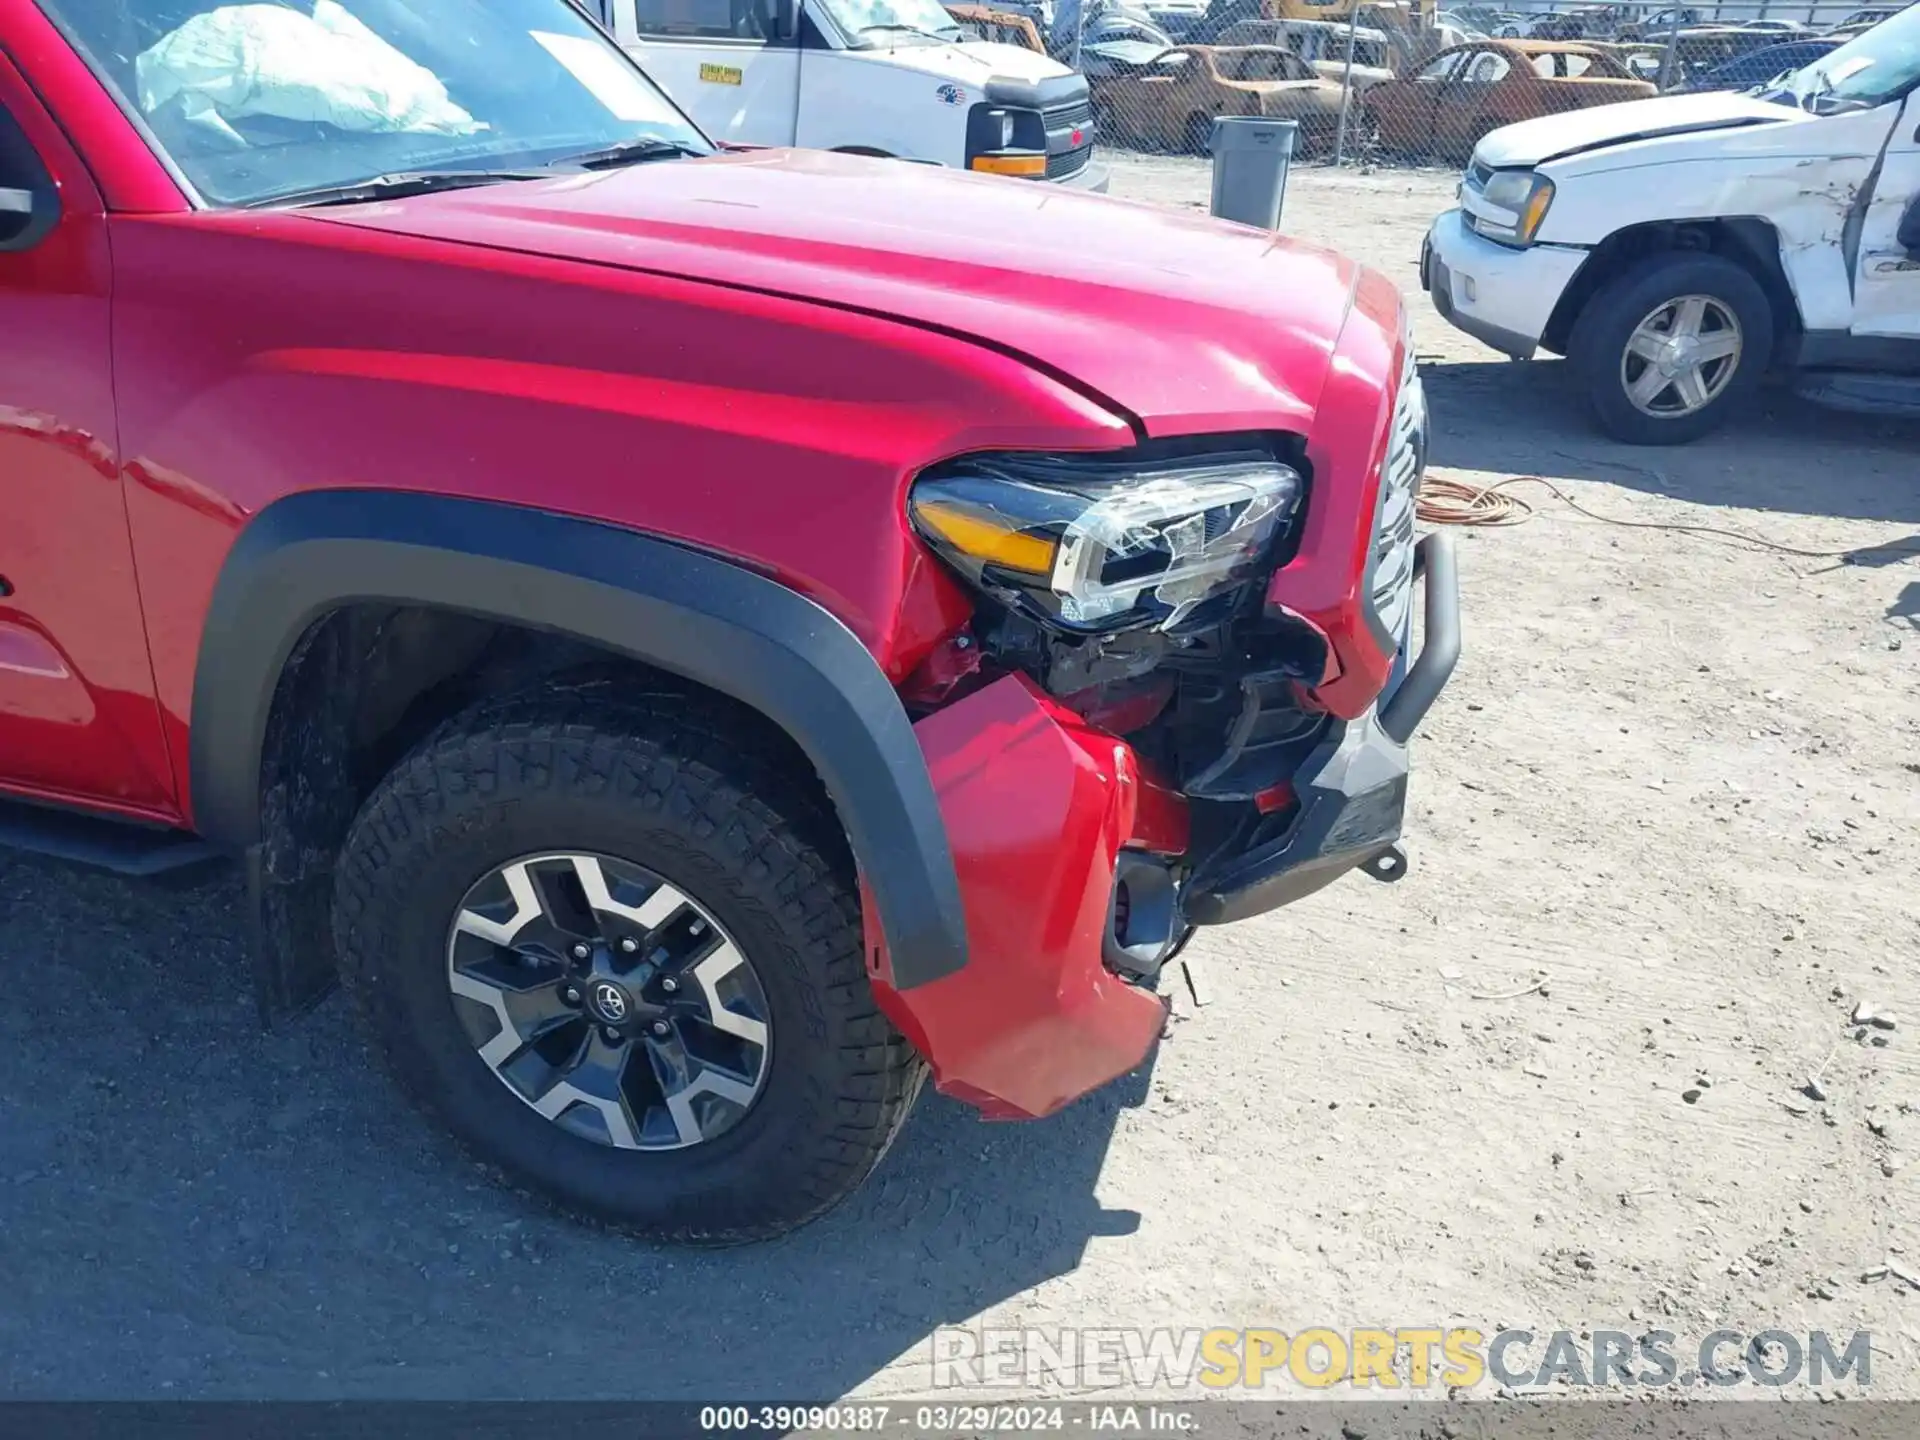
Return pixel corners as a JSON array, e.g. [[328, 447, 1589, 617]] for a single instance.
[[3, 153, 1918, 1403]]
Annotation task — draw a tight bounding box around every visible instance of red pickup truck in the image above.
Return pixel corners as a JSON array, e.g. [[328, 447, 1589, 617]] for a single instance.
[[0, 0, 1456, 1242]]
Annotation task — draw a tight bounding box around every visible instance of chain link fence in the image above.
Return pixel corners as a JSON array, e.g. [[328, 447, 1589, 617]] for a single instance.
[[946, 0, 1904, 172]]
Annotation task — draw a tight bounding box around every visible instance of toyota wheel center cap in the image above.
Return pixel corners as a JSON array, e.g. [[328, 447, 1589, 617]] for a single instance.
[[587, 979, 632, 1025]]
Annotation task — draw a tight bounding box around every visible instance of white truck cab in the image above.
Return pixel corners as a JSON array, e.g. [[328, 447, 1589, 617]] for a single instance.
[[599, 0, 1106, 188], [1420, 9, 1920, 442]]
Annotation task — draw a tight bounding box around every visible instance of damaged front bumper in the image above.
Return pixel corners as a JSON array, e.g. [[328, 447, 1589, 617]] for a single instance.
[[868, 531, 1460, 1122], [865, 673, 1181, 1122]]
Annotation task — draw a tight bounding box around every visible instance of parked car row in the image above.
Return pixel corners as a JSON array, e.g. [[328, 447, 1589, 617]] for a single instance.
[[1080, 2, 1918, 162], [1439, 4, 1908, 45], [1588, 15, 1889, 94], [1364, 38, 1654, 161], [582, 0, 1913, 173], [1087, 30, 1661, 159], [1677, 36, 1840, 90], [1092, 44, 1358, 153]]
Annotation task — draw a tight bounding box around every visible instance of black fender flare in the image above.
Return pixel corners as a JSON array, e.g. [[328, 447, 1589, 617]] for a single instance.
[[190, 489, 968, 989]]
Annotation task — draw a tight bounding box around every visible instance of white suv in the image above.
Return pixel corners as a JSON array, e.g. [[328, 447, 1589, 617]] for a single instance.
[[1420, 11, 1920, 443]]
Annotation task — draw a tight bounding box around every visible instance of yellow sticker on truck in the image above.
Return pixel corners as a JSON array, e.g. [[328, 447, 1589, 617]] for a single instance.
[[699, 63, 743, 85]]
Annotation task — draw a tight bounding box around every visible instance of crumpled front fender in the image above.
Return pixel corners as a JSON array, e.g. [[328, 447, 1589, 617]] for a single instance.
[[865, 675, 1179, 1121]]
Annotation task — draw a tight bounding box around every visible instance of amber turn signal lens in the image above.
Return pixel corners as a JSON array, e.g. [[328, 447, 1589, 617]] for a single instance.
[[912, 498, 1058, 576], [969, 154, 1047, 178], [1516, 178, 1556, 244]]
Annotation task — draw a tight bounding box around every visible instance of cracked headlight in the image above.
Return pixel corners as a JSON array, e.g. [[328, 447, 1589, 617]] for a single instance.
[[1472, 169, 1555, 246], [910, 449, 1303, 634]]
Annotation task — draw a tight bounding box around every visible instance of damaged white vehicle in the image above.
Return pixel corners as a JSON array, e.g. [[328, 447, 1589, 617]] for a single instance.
[[604, 0, 1105, 189], [1419, 7, 1920, 443]]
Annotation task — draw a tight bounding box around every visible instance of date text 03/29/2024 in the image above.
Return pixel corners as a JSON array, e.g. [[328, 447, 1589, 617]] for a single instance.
[[697, 1404, 1193, 1433]]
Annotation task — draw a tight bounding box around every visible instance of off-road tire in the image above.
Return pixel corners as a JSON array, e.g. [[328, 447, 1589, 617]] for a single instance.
[[332, 686, 925, 1244], [1571, 250, 1773, 446]]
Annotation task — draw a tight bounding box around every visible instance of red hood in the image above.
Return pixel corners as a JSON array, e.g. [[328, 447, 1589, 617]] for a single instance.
[[312, 148, 1370, 437]]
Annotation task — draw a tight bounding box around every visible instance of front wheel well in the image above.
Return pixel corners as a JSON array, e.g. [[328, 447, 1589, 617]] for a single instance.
[[1540, 218, 1801, 363], [264, 603, 825, 812], [249, 604, 835, 1017]]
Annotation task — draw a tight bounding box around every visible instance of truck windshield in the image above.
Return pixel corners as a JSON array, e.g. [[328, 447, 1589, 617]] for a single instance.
[[813, 0, 965, 46], [1781, 3, 1920, 108], [35, 0, 711, 207]]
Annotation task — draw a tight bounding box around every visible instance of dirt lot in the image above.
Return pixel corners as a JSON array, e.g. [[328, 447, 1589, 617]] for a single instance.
[[3, 155, 1918, 1404]]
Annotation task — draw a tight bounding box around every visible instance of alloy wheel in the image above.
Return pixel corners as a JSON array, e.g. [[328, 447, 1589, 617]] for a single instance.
[[1619, 294, 1743, 418], [445, 852, 771, 1151]]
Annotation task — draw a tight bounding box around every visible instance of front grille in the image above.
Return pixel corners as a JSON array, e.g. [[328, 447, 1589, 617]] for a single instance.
[[1044, 98, 1094, 129], [1042, 92, 1094, 181], [1372, 344, 1423, 649], [1046, 145, 1091, 180]]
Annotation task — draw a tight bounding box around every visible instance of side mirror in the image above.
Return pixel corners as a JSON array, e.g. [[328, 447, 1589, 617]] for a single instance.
[[0, 185, 55, 252]]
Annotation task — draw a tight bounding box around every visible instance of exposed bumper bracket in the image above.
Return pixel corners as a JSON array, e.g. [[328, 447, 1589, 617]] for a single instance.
[[1183, 530, 1460, 926]]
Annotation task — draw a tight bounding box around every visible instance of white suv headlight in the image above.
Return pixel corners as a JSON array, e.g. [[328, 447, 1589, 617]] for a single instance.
[[1471, 169, 1555, 247]]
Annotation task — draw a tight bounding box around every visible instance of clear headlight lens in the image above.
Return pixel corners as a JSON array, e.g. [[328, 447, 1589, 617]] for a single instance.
[[910, 451, 1303, 634], [1473, 169, 1555, 246]]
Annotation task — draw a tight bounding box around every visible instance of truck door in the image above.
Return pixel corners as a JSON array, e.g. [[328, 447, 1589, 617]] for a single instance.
[[616, 0, 802, 145], [0, 59, 176, 813], [1853, 88, 1920, 344]]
